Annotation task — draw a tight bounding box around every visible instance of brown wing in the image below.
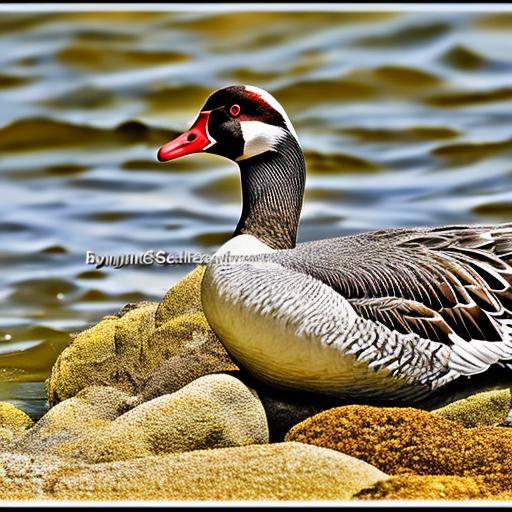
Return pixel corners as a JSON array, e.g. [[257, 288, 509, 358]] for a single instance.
[[348, 297, 456, 343], [271, 223, 512, 348]]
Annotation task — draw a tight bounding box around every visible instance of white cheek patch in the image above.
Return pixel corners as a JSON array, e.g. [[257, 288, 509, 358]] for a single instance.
[[236, 120, 287, 161]]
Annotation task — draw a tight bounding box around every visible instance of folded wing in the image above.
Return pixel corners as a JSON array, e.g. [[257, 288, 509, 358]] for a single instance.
[[270, 223, 512, 375]]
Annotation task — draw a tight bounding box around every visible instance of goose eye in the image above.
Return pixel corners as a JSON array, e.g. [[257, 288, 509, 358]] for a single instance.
[[229, 104, 241, 117]]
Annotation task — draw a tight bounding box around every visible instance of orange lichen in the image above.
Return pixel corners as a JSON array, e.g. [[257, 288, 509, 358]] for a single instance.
[[355, 474, 512, 500], [285, 405, 512, 477]]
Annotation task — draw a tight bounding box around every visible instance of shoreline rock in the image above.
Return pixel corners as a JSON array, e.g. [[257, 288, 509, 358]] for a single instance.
[[431, 388, 512, 427], [0, 402, 33, 448], [286, 404, 512, 476], [355, 474, 512, 500], [46, 267, 239, 407], [15, 374, 269, 462], [285, 404, 512, 499], [48, 443, 386, 501]]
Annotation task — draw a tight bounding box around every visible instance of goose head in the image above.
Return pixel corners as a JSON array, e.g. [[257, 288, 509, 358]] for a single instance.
[[157, 85, 306, 250], [157, 84, 299, 163]]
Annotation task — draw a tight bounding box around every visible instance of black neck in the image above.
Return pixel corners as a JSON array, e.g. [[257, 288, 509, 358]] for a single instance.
[[234, 134, 305, 250]]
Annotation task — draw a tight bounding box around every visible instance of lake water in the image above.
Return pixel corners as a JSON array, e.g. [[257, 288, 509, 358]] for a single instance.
[[0, 9, 511, 417]]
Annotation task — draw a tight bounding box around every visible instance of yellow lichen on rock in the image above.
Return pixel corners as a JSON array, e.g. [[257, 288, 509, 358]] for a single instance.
[[49, 443, 387, 501], [286, 404, 512, 499], [14, 386, 134, 456], [0, 402, 33, 431], [139, 311, 239, 400], [154, 265, 207, 325], [46, 305, 157, 405], [66, 374, 269, 462], [354, 475, 508, 500], [0, 453, 77, 500], [431, 388, 512, 428], [0, 402, 33, 446], [46, 266, 238, 407], [16, 375, 269, 463]]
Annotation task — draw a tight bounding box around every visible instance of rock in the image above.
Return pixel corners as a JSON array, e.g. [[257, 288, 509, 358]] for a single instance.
[[15, 386, 134, 455], [240, 375, 344, 442], [285, 405, 512, 476], [0, 402, 33, 446], [138, 312, 239, 401], [0, 453, 77, 500], [0, 402, 33, 431], [137, 265, 240, 393], [355, 474, 512, 500], [73, 374, 268, 463], [154, 264, 207, 324], [431, 388, 512, 428], [17, 375, 268, 462], [49, 443, 387, 500], [46, 303, 157, 405], [46, 267, 239, 407]]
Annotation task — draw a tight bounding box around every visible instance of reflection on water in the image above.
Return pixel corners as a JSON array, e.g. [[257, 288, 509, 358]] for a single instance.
[[0, 382, 47, 419], [0, 9, 512, 413]]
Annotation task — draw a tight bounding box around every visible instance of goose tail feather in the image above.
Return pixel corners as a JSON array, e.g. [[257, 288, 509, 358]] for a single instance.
[[449, 319, 512, 375]]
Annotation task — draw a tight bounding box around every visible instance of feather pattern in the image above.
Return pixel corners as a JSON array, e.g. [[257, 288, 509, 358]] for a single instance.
[[265, 223, 512, 376], [202, 255, 458, 401]]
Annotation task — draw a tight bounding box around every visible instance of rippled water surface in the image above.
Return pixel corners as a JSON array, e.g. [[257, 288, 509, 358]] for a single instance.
[[1, 9, 512, 415]]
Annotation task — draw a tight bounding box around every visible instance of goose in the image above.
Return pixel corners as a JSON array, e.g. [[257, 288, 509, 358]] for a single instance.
[[157, 84, 512, 402]]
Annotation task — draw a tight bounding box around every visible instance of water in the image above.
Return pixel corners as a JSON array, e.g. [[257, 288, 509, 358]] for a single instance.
[[0, 10, 511, 416]]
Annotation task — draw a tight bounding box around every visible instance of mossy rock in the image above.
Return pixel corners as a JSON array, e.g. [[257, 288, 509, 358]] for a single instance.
[[17, 374, 268, 462], [154, 264, 208, 325], [285, 404, 512, 477], [431, 388, 512, 428], [138, 310, 239, 400], [355, 474, 512, 500], [139, 333, 239, 401], [46, 304, 157, 405], [15, 386, 134, 455], [0, 402, 33, 446], [0, 453, 76, 500], [0, 402, 33, 431], [49, 442, 387, 500], [46, 266, 238, 407]]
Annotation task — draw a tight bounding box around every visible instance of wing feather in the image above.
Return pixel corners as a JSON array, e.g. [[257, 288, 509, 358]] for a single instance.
[[270, 223, 512, 373]]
